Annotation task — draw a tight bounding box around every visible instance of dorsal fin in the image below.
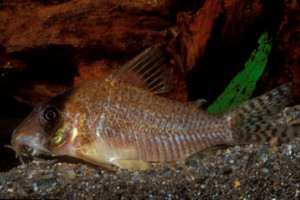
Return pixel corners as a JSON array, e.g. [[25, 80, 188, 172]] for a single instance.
[[106, 46, 174, 94]]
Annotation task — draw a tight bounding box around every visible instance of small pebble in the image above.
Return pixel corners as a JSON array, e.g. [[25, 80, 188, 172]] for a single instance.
[[261, 154, 268, 163], [33, 183, 38, 192]]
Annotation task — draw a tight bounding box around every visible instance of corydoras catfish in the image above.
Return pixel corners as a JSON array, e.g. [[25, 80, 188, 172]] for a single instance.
[[11, 47, 299, 170]]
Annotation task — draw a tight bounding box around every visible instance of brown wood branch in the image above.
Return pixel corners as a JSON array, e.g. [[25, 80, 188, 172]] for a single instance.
[[0, 0, 175, 53], [0, 0, 299, 106]]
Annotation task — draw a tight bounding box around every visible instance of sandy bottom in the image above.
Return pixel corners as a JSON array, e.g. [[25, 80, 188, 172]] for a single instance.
[[0, 139, 300, 199]]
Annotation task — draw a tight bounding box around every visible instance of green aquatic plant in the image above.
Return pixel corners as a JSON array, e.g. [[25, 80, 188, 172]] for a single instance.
[[207, 32, 272, 114]]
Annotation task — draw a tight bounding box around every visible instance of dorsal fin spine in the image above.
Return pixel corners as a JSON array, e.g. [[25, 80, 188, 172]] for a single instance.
[[106, 46, 173, 95]]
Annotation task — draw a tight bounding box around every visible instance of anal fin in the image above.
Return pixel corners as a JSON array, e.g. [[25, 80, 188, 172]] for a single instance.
[[111, 159, 153, 170]]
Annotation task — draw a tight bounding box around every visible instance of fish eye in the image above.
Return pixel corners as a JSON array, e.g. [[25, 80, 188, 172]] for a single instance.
[[43, 106, 60, 123]]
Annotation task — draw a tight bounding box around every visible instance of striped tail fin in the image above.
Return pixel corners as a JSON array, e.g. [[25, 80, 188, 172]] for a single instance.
[[229, 83, 300, 144]]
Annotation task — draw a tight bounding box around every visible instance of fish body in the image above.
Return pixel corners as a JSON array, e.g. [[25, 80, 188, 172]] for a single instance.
[[11, 47, 299, 170], [65, 80, 231, 163]]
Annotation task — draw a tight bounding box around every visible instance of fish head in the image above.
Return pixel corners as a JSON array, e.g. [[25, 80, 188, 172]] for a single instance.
[[11, 89, 82, 161]]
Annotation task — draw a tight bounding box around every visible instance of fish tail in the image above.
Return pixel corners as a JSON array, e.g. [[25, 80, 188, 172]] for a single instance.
[[229, 82, 299, 144]]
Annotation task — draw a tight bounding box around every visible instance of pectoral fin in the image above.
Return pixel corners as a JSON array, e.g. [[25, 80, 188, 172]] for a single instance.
[[111, 159, 153, 170]]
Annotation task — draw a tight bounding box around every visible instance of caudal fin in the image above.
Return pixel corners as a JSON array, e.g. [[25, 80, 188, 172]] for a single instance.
[[229, 83, 299, 144]]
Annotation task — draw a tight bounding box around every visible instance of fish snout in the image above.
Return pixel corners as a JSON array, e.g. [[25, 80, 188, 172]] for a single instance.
[[11, 111, 47, 161]]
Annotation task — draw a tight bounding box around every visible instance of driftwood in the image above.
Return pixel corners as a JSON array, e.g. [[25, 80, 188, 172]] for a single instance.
[[0, 0, 299, 106]]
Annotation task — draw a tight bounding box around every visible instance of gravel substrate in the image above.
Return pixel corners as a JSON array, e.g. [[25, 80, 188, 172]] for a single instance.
[[1, 139, 300, 199]]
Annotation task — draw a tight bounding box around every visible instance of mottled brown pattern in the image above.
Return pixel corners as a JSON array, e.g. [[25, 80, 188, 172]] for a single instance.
[[231, 83, 299, 144]]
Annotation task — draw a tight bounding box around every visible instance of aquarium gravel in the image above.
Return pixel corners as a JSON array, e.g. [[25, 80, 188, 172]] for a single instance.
[[1, 138, 300, 199]]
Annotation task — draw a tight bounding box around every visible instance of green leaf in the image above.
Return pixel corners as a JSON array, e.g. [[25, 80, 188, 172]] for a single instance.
[[207, 32, 272, 114]]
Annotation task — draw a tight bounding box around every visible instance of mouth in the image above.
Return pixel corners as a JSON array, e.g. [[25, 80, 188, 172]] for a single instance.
[[11, 127, 51, 164], [9, 143, 53, 164]]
